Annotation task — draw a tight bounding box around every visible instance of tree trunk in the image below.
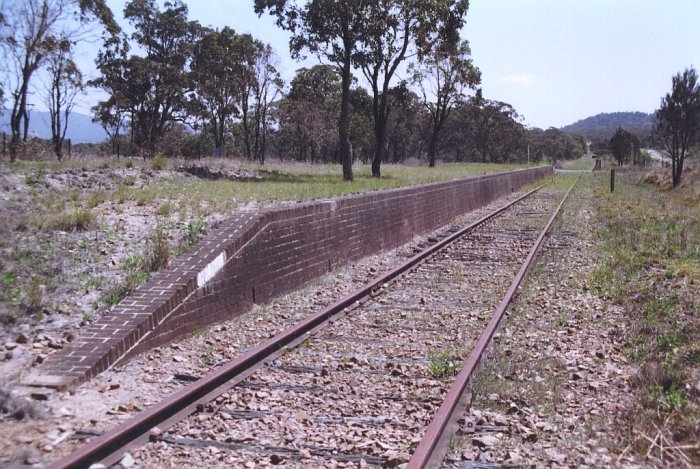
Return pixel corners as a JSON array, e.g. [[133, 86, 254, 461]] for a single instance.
[[338, 54, 353, 181], [428, 132, 439, 167], [371, 110, 387, 178]]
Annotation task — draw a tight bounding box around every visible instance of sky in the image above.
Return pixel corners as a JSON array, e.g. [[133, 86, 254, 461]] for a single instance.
[[64, 0, 700, 129]]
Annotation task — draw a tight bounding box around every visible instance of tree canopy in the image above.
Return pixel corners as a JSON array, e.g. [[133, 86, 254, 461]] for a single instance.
[[656, 67, 700, 187]]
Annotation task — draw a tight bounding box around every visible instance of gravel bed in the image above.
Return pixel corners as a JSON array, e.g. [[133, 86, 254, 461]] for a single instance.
[[1, 187, 544, 467], [443, 175, 640, 467], [129, 190, 563, 467]]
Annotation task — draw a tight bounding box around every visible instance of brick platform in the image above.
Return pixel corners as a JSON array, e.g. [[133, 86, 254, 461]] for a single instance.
[[23, 166, 552, 388]]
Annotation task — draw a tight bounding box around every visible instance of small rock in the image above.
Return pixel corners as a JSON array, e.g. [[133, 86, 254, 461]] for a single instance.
[[545, 448, 566, 463], [47, 340, 63, 350], [4, 342, 18, 350], [472, 435, 499, 447], [120, 453, 135, 468], [270, 454, 284, 465], [298, 448, 312, 459], [109, 383, 120, 390], [16, 333, 29, 344], [508, 451, 522, 464], [31, 392, 49, 401]]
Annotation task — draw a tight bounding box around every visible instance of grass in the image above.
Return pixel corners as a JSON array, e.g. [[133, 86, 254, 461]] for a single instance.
[[427, 347, 460, 378], [103, 162, 537, 217], [559, 157, 596, 171], [26, 206, 96, 232], [590, 169, 699, 463]]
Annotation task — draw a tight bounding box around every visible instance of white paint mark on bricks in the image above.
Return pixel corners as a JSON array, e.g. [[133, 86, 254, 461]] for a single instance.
[[197, 252, 227, 288]]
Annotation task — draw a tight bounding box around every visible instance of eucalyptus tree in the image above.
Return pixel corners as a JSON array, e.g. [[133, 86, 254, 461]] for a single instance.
[[356, 0, 469, 177], [277, 65, 342, 162], [255, 0, 369, 181], [608, 127, 639, 166], [92, 0, 202, 157], [411, 39, 480, 167], [43, 37, 84, 160], [0, 0, 117, 161], [656, 67, 700, 187], [190, 27, 254, 156], [447, 95, 526, 163], [241, 41, 282, 164], [385, 82, 426, 163]]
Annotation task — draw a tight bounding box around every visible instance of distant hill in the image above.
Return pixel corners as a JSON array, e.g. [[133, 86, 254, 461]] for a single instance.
[[0, 109, 108, 144], [560, 112, 656, 141]]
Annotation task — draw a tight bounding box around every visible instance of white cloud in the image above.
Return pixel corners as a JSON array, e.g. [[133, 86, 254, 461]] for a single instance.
[[499, 73, 536, 87]]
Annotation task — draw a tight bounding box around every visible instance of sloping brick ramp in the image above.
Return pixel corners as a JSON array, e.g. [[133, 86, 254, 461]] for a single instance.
[[22, 167, 552, 388]]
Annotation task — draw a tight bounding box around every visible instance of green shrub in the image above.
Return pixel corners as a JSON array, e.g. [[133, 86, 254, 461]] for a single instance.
[[152, 154, 168, 170]]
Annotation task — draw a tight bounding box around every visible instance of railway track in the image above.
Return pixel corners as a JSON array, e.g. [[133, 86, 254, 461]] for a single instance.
[[51, 178, 577, 468]]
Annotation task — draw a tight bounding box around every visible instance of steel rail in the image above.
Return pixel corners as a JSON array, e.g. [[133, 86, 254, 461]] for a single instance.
[[407, 176, 580, 469], [49, 184, 546, 469]]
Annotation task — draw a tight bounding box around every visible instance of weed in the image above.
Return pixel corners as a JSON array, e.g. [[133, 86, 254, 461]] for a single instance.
[[144, 224, 169, 272], [428, 347, 459, 378], [81, 312, 91, 323], [26, 278, 43, 313], [125, 158, 134, 169], [152, 154, 168, 170], [87, 190, 107, 208], [199, 355, 211, 368], [555, 315, 568, 328], [24, 168, 45, 185], [115, 185, 128, 204], [186, 219, 206, 246], [2, 272, 21, 308], [159, 202, 172, 217], [123, 254, 143, 271], [103, 293, 121, 306], [657, 330, 684, 353], [39, 207, 95, 232], [123, 175, 137, 186], [85, 276, 104, 289], [648, 384, 684, 411], [135, 190, 155, 206]]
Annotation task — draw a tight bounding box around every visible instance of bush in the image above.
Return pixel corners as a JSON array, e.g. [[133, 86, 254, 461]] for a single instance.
[[152, 154, 168, 170], [144, 224, 169, 272]]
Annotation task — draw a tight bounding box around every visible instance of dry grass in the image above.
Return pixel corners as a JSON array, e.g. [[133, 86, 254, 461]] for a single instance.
[[591, 168, 700, 464]]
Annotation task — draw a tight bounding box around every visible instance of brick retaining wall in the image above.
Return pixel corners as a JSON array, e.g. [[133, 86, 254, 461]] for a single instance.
[[23, 166, 552, 388]]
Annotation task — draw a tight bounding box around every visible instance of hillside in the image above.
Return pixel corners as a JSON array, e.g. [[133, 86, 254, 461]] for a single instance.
[[0, 109, 108, 144], [560, 112, 656, 141]]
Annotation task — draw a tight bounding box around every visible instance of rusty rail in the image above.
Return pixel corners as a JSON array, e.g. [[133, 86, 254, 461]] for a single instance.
[[407, 176, 579, 469], [49, 185, 547, 469]]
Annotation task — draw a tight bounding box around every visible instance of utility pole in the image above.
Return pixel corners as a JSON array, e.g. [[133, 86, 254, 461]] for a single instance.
[[527, 143, 530, 164]]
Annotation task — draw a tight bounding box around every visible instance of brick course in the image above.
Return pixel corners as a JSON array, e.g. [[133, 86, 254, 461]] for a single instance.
[[23, 166, 551, 388]]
